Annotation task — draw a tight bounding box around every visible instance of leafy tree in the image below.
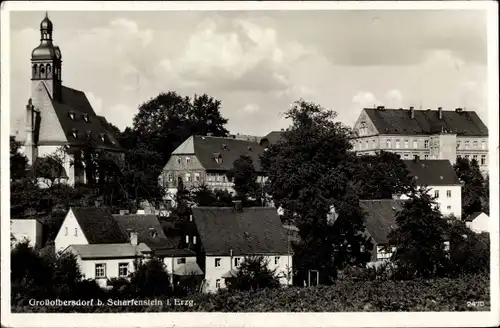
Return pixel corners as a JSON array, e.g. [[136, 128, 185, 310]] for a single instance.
[[191, 185, 236, 207], [353, 151, 415, 199], [175, 177, 191, 219], [447, 222, 489, 275], [227, 155, 260, 203], [453, 158, 486, 217], [131, 91, 229, 165], [482, 175, 490, 215], [261, 100, 365, 283], [130, 257, 172, 296], [226, 256, 280, 291], [52, 251, 84, 299], [388, 188, 450, 278], [10, 136, 28, 180]]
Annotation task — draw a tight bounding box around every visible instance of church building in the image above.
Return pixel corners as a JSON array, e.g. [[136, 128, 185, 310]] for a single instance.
[[17, 13, 124, 186]]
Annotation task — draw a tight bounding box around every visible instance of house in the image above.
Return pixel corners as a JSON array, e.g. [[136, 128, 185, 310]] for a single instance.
[[190, 201, 293, 292], [66, 236, 151, 288], [159, 135, 267, 196], [112, 213, 202, 284], [402, 159, 462, 219], [360, 199, 450, 264], [465, 212, 489, 233], [14, 13, 123, 186], [351, 107, 489, 175], [10, 219, 44, 249], [54, 207, 127, 253]]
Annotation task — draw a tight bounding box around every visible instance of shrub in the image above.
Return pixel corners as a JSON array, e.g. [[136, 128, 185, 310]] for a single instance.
[[226, 256, 281, 291], [130, 257, 172, 297]]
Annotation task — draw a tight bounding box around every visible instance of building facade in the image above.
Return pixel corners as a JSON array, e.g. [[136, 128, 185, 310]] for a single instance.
[[10, 219, 44, 249], [351, 107, 489, 175], [159, 135, 267, 196], [15, 13, 123, 186]]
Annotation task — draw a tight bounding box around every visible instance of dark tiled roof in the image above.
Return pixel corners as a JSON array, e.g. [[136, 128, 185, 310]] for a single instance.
[[71, 207, 128, 244], [192, 135, 265, 172], [113, 214, 174, 250], [403, 160, 461, 186], [260, 131, 285, 146], [364, 108, 488, 136], [191, 207, 291, 256], [360, 200, 404, 244], [47, 86, 123, 151]]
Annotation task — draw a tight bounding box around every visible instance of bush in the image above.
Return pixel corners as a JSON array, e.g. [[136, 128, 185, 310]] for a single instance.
[[226, 256, 281, 291], [130, 257, 172, 297]]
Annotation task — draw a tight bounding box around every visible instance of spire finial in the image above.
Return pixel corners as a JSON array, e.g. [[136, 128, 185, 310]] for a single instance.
[[45, 11, 48, 18]]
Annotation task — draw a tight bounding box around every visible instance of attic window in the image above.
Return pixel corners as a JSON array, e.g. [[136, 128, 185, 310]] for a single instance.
[[149, 228, 158, 238], [247, 146, 252, 151], [440, 176, 443, 180], [83, 114, 90, 122], [86, 131, 92, 138], [222, 144, 228, 150], [72, 129, 78, 138], [69, 111, 75, 120], [99, 133, 106, 142], [414, 176, 419, 180]]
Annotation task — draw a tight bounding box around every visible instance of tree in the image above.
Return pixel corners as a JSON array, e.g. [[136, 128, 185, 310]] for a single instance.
[[227, 155, 260, 203], [130, 257, 171, 297], [261, 100, 366, 283], [226, 256, 280, 291], [175, 177, 191, 219], [131, 91, 229, 165], [353, 151, 415, 199], [10, 136, 28, 180], [454, 158, 486, 217], [388, 188, 450, 278]]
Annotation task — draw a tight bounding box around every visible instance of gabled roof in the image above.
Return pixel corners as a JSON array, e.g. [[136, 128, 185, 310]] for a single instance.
[[70, 207, 128, 244], [363, 108, 488, 136], [466, 211, 488, 222], [360, 200, 404, 244], [403, 160, 461, 186], [113, 214, 174, 250], [174, 135, 265, 172], [47, 86, 123, 151], [260, 131, 285, 146], [69, 243, 151, 259], [191, 207, 291, 256]]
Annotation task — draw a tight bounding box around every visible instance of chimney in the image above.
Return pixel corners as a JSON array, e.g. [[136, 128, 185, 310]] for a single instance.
[[130, 232, 138, 246], [233, 200, 243, 212], [377, 106, 385, 110], [455, 107, 463, 113], [410, 106, 415, 119], [438, 107, 443, 120]]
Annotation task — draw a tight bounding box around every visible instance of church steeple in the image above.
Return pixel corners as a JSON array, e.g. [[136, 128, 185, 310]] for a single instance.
[[31, 12, 62, 101]]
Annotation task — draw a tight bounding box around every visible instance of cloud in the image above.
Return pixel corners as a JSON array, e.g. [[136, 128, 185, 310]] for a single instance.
[[241, 103, 260, 114], [352, 91, 382, 108], [384, 89, 403, 108]]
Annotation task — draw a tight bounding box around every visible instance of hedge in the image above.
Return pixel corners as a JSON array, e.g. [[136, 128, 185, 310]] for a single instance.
[[12, 272, 489, 312]]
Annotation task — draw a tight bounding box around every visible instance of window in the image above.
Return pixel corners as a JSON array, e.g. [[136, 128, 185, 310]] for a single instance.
[[413, 154, 419, 160], [177, 157, 181, 164], [395, 140, 400, 149], [424, 154, 429, 159], [185, 235, 189, 244], [481, 141, 486, 150], [72, 129, 78, 139], [186, 157, 191, 164], [457, 141, 461, 149], [215, 174, 221, 182], [404, 140, 409, 149], [118, 263, 128, 277], [447, 205, 452, 210], [434, 190, 440, 198], [234, 257, 241, 267], [403, 153, 409, 159], [216, 279, 221, 289], [215, 258, 221, 267], [195, 173, 201, 182], [465, 141, 470, 149], [386, 139, 391, 149], [413, 140, 418, 148], [64, 227, 68, 236], [481, 155, 486, 165], [446, 190, 451, 198], [74, 228, 78, 236], [465, 154, 470, 160], [365, 140, 369, 149], [222, 175, 227, 183], [424, 140, 429, 148], [167, 174, 173, 182], [69, 112, 75, 120], [177, 258, 186, 264], [435, 203, 441, 210], [473, 155, 478, 162], [274, 256, 280, 265], [185, 173, 191, 182], [193, 236, 197, 245], [95, 263, 106, 278], [457, 154, 462, 160], [372, 139, 376, 148], [473, 141, 478, 148]]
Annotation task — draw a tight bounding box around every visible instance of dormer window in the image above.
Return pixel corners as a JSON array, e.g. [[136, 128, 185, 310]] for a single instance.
[[69, 111, 75, 120], [247, 146, 252, 151], [222, 144, 228, 150], [99, 133, 105, 142], [213, 152, 222, 164], [86, 131, 92, 139], [72, 129, 78, 139], [83, 114, 90, 122], [149, 228, 158, 238]]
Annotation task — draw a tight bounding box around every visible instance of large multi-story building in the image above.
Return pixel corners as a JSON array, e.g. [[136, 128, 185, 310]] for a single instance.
[[159, 135, 267, 196], [14, 13, 123, 186], [351, 106, 489, 175]]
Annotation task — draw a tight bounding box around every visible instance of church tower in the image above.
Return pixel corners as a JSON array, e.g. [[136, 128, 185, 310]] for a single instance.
[[31, 12, 62, 101]]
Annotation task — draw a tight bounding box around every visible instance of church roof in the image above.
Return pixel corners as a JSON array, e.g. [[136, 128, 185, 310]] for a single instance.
[[363, 108, 488, 136], [49, 86, 123, 151]]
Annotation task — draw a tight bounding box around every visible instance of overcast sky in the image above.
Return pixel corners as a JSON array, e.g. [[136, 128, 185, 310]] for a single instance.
[[9, 9, 488, 136]]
